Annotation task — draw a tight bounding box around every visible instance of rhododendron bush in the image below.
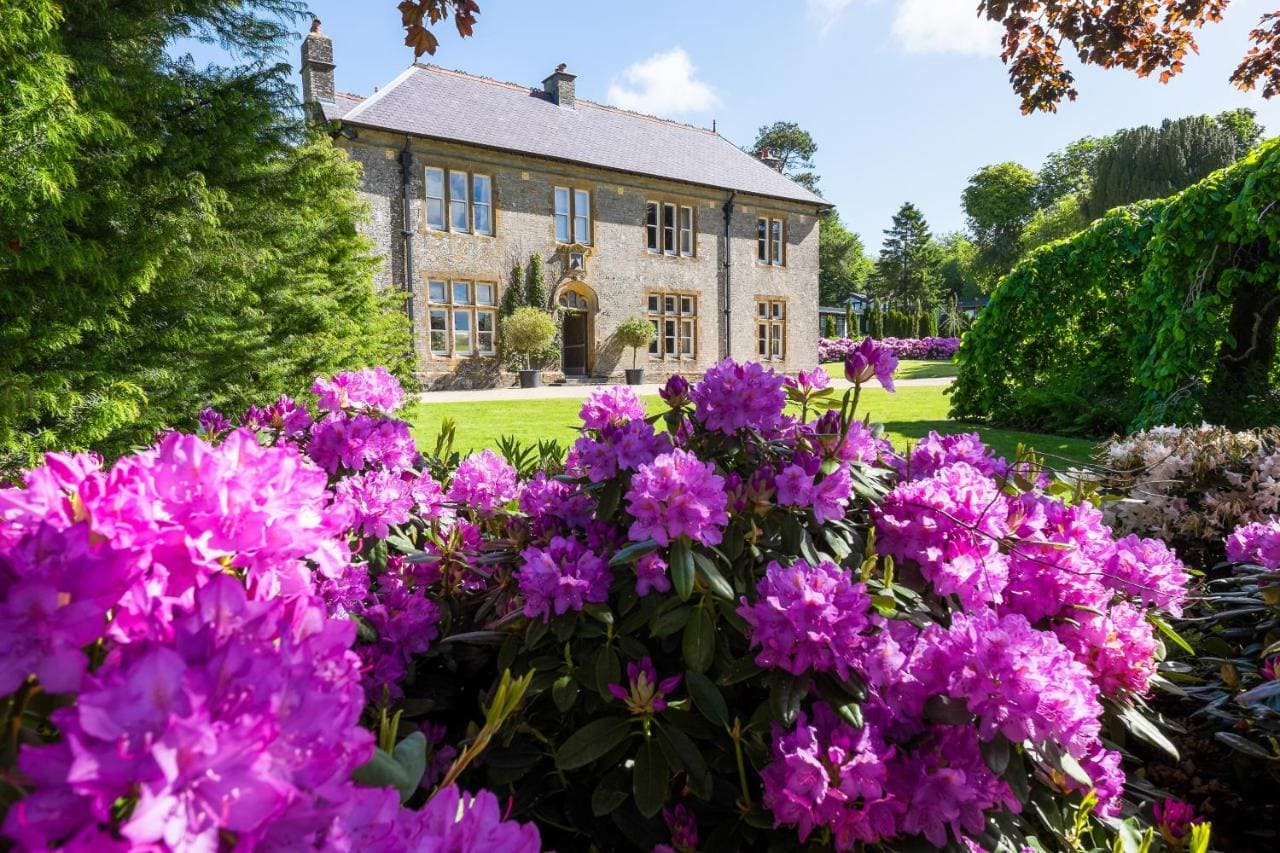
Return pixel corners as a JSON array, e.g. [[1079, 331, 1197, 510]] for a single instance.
[[0, 358, 1203, 851], [819, 335, 960, 363]]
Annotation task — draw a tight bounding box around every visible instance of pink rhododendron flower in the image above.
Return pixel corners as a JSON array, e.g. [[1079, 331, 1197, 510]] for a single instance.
[[197, 407, 230, 435], [659, 374, 691, 407], [843, 337, 898, 391], [312, 366, 405, 414], [1103, 534, 1190, 616], [691, 359, 786, 435], [898, 430, 1009, 480], [446, 450, 518, 515], [607, 656, 682, 714], [579, 385, 646, 430], [625, 449, 729, 546], [784, 367, 831, 394], [634, 551, 671, 596], [517, 536, 609, 620], [1226, 517, 1280, 569], [1153, 797, 1198, 844], [662, 803, 698, 853]]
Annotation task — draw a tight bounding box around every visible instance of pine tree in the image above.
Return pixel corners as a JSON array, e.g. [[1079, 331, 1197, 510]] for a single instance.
[[0, 1, 409, 472], [875, 203, 942, 310], [501, 261, 525, 316], [823, 314, 837, 339], [524, 253, 549, 310]]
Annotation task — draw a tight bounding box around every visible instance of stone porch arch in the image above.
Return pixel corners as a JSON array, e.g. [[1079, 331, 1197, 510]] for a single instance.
[[554, 281, 599, 376]]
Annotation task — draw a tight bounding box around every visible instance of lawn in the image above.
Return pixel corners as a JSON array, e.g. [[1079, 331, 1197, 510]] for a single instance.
[[821, 359, 959, 381], [406, 384, 1097, 465]]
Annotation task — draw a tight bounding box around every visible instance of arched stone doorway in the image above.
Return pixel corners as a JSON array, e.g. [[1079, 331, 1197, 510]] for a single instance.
[[555, 282, 598, 376]]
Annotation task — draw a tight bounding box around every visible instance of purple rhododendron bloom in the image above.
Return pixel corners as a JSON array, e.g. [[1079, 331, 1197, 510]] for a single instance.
[[447, 450, 518, 515], [1103, 534, 1190, 616], [312, 366, 405, 414], [1226, 517, 1280, 569], [517, 536, 610, 620], [663, 804, 698, 853], [659, 374, 691, 407], [897, 431, 1009, 480], [1153, 798, 1198, 844], [691, 359, 786, 435], [308, 413, 418, 474], [784, 367, 831, 394], [843, 337, 898, 391], [607, 656, 682, 714], [196, 407, 230, 436], [634, 552, 670, 596], [625, 449, 729, 546], [738, 559, 874, 680], [579, 385, 646, 430]]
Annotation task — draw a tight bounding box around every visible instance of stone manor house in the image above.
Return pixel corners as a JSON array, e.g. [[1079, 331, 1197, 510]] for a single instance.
[[301, 23, 827, 387]]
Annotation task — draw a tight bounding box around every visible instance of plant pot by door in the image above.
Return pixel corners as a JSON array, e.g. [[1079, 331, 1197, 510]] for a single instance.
[[624, 368, 645, 385], [518, 370, 542, 389]]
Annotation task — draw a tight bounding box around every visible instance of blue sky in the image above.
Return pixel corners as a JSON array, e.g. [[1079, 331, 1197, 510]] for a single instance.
[[216, 0, 1280, 250]]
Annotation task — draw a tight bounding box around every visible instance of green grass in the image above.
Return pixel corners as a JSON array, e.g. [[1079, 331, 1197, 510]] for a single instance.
[[821, 359, 959, 381], [406, 384, 1097, 464]]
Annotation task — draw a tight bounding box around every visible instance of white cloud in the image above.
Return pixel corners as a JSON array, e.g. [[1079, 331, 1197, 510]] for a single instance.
[[606, 48, 718, 116], [891, 0, 1003, 56], [806, 0, 857, 33]]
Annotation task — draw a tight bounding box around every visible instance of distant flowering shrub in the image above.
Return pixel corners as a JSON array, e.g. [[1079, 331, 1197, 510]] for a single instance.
[[819, 335, 960, 363], [0, 359, 1197, 851]]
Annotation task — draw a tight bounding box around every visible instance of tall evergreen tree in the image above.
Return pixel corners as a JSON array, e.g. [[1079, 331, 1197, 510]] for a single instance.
[[0, 1, 409, 472], [501, 261, 526, 316], [524, 253, 548, 309], [875, 203, 941, 309], [817, 212, 871, 305]]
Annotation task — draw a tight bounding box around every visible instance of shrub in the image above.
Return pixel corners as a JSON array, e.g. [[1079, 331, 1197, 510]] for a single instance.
[[819, 336, 960, 363], [0, 358, 1201, 851], [524, 252, 548, 310], [501, 261, 526, 317], [1091, 424, 1280, 563], [615, 315, 656, 369], [501, 307, 558, 370]]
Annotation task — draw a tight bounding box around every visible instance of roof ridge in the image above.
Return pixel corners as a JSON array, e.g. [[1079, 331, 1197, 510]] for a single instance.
[[412, 63, 719, 137]]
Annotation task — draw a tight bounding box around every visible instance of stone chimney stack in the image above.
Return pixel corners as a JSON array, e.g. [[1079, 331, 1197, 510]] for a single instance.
[[542, 63, 576, 108], [756, 146, 783, 172], [300, 18, 335, 105]]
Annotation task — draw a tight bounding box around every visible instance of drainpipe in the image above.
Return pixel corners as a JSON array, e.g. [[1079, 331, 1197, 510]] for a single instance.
[[399, 137, 416, 329], [721, 191, 736, 360]]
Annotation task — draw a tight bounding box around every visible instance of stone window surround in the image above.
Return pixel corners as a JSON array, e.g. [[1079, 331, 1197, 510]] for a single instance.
[[755, 213, 787, 267], [421, 164, 496, 237], [424, 275, 499, 359], [756, 297, 788, 361], [645, 290, 699, 360], [553, 185, 593, 246], [644, 200, 697, 258]]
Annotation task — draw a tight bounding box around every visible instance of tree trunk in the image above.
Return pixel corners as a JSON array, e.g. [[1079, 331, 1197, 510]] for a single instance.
[[1206, 277, 1280, 425]]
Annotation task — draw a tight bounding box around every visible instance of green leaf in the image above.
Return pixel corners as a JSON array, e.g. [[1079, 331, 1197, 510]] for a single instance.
[[1118, 703, 1180, 759], [594, 646, 621, 700], [552, 674, 579, 712], [656, 723, 709, 790], [633, 739, 668, 818], [685, 670, 729, 727], [609, 538, 660, 567], [692, 551, 734, 600], [981, 735, 1011, 774], [670, 538, 695, 601], [682, 608, 715, 673], [591, 772, 631, 816], [351, 732, 427, 803], [650, 605, 693, 638], [769, 675, 807, 726], [1149, 613, 1194, 655], [556, 717, 633, 770], [597, 479, 621, 518], [1214, 731, 1277, 760], [583, 603, 613, 625]]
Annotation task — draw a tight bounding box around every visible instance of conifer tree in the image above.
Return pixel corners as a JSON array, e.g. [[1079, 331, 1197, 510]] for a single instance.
[[501, 261, 525, 316], [875, 203, 942, 310], [524, 253, 548, 310]]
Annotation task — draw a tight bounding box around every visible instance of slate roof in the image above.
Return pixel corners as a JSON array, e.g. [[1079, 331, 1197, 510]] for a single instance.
[[322, 92, 365, 121], [332, 65, 828, 207]]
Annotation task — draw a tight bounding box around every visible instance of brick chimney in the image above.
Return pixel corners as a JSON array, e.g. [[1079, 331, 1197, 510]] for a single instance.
[[300, 18, 335, 105], [542, 63, 576, 108], [755, 146, 783, 172]]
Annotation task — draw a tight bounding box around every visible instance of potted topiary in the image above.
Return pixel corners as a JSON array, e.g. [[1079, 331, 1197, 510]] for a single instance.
[[615, 315, 655, 385], [501, 307, 558, 388]]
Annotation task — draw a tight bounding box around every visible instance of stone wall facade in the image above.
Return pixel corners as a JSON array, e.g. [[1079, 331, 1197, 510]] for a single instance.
[[337, 129, 820, 388]]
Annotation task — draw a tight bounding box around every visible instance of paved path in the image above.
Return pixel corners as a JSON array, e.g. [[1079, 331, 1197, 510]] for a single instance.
[[416, 376, 952, 404]]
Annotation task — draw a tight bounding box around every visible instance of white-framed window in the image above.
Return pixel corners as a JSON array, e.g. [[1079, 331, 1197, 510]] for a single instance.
[[757, 216, 786, 265], [425, 166, 492, 235], [756, 298, 786, 360], [574, 189, 591, 244], [449, 170, 469, 232], [646, 292, 697, 359], [426, 278, 498, 357], [554, 186, 592, 245], [472, 174, 493, 235], [645, 201, 696, 257], [426, 168, 446, 230]]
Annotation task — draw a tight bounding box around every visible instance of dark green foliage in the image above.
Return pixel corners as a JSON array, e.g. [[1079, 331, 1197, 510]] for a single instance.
[[818, 212, 870, 306], [501, 262, 525, 316], [874, 203, 941, 308], [524, 253, 548, 310], [1034, 137, 1108, 208], [952, 138, 1280, 434], [868, 307, 885, 339], [823, 314, 837, 338], [1085, 116, 1238, 218], [0, 0, 409, 472], [751, 120, 819, 191], [962, 162, 1039, 288], [1215, 107, 1265, 157]]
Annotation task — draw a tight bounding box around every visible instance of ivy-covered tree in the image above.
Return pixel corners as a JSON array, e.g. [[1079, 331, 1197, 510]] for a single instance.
[[1085, 116, 1238, 218], [874, 203, 941, 308], [0, 1, 409, 472], [524, 253, 548, 310], [501, 261, 525, 316], [962, 162, 1039, 288]]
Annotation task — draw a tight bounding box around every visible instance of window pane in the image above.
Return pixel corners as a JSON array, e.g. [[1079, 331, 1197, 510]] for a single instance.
[[453, 311, 472, 354], [771, 219, 783, 265], [680, 319, 693, 356], [429, 280, 447, 303], [430, 309, 448, 354], [757, 218, 768, 262], [771, 322, 783, 357], [475, 283, 494, 305], [477, 311, 495, 353], [554, 188, 570, 243], [757, 301, 768, 318], [679, 206, 693, 256], [680, 296, 693, 316], [664, 319, 676, 355], [449, 171, 469, 232], [664, 295, 676, 314], [426, 168, 445, 230], [649, 319, 660, 354], [774, 301, 784, 319], [474, 202, 492, 236], [472, 175, 491, 204], [758, 323, 768, 356], [452, 281, 471, 304], [574, 189, 590, 244], [646, 202, 659, 251], [663, 204, 676, 254], [647, 294, 660, 313]]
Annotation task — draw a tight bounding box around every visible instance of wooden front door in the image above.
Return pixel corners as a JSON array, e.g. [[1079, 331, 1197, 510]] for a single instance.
[[562, 312, 588, 375]]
